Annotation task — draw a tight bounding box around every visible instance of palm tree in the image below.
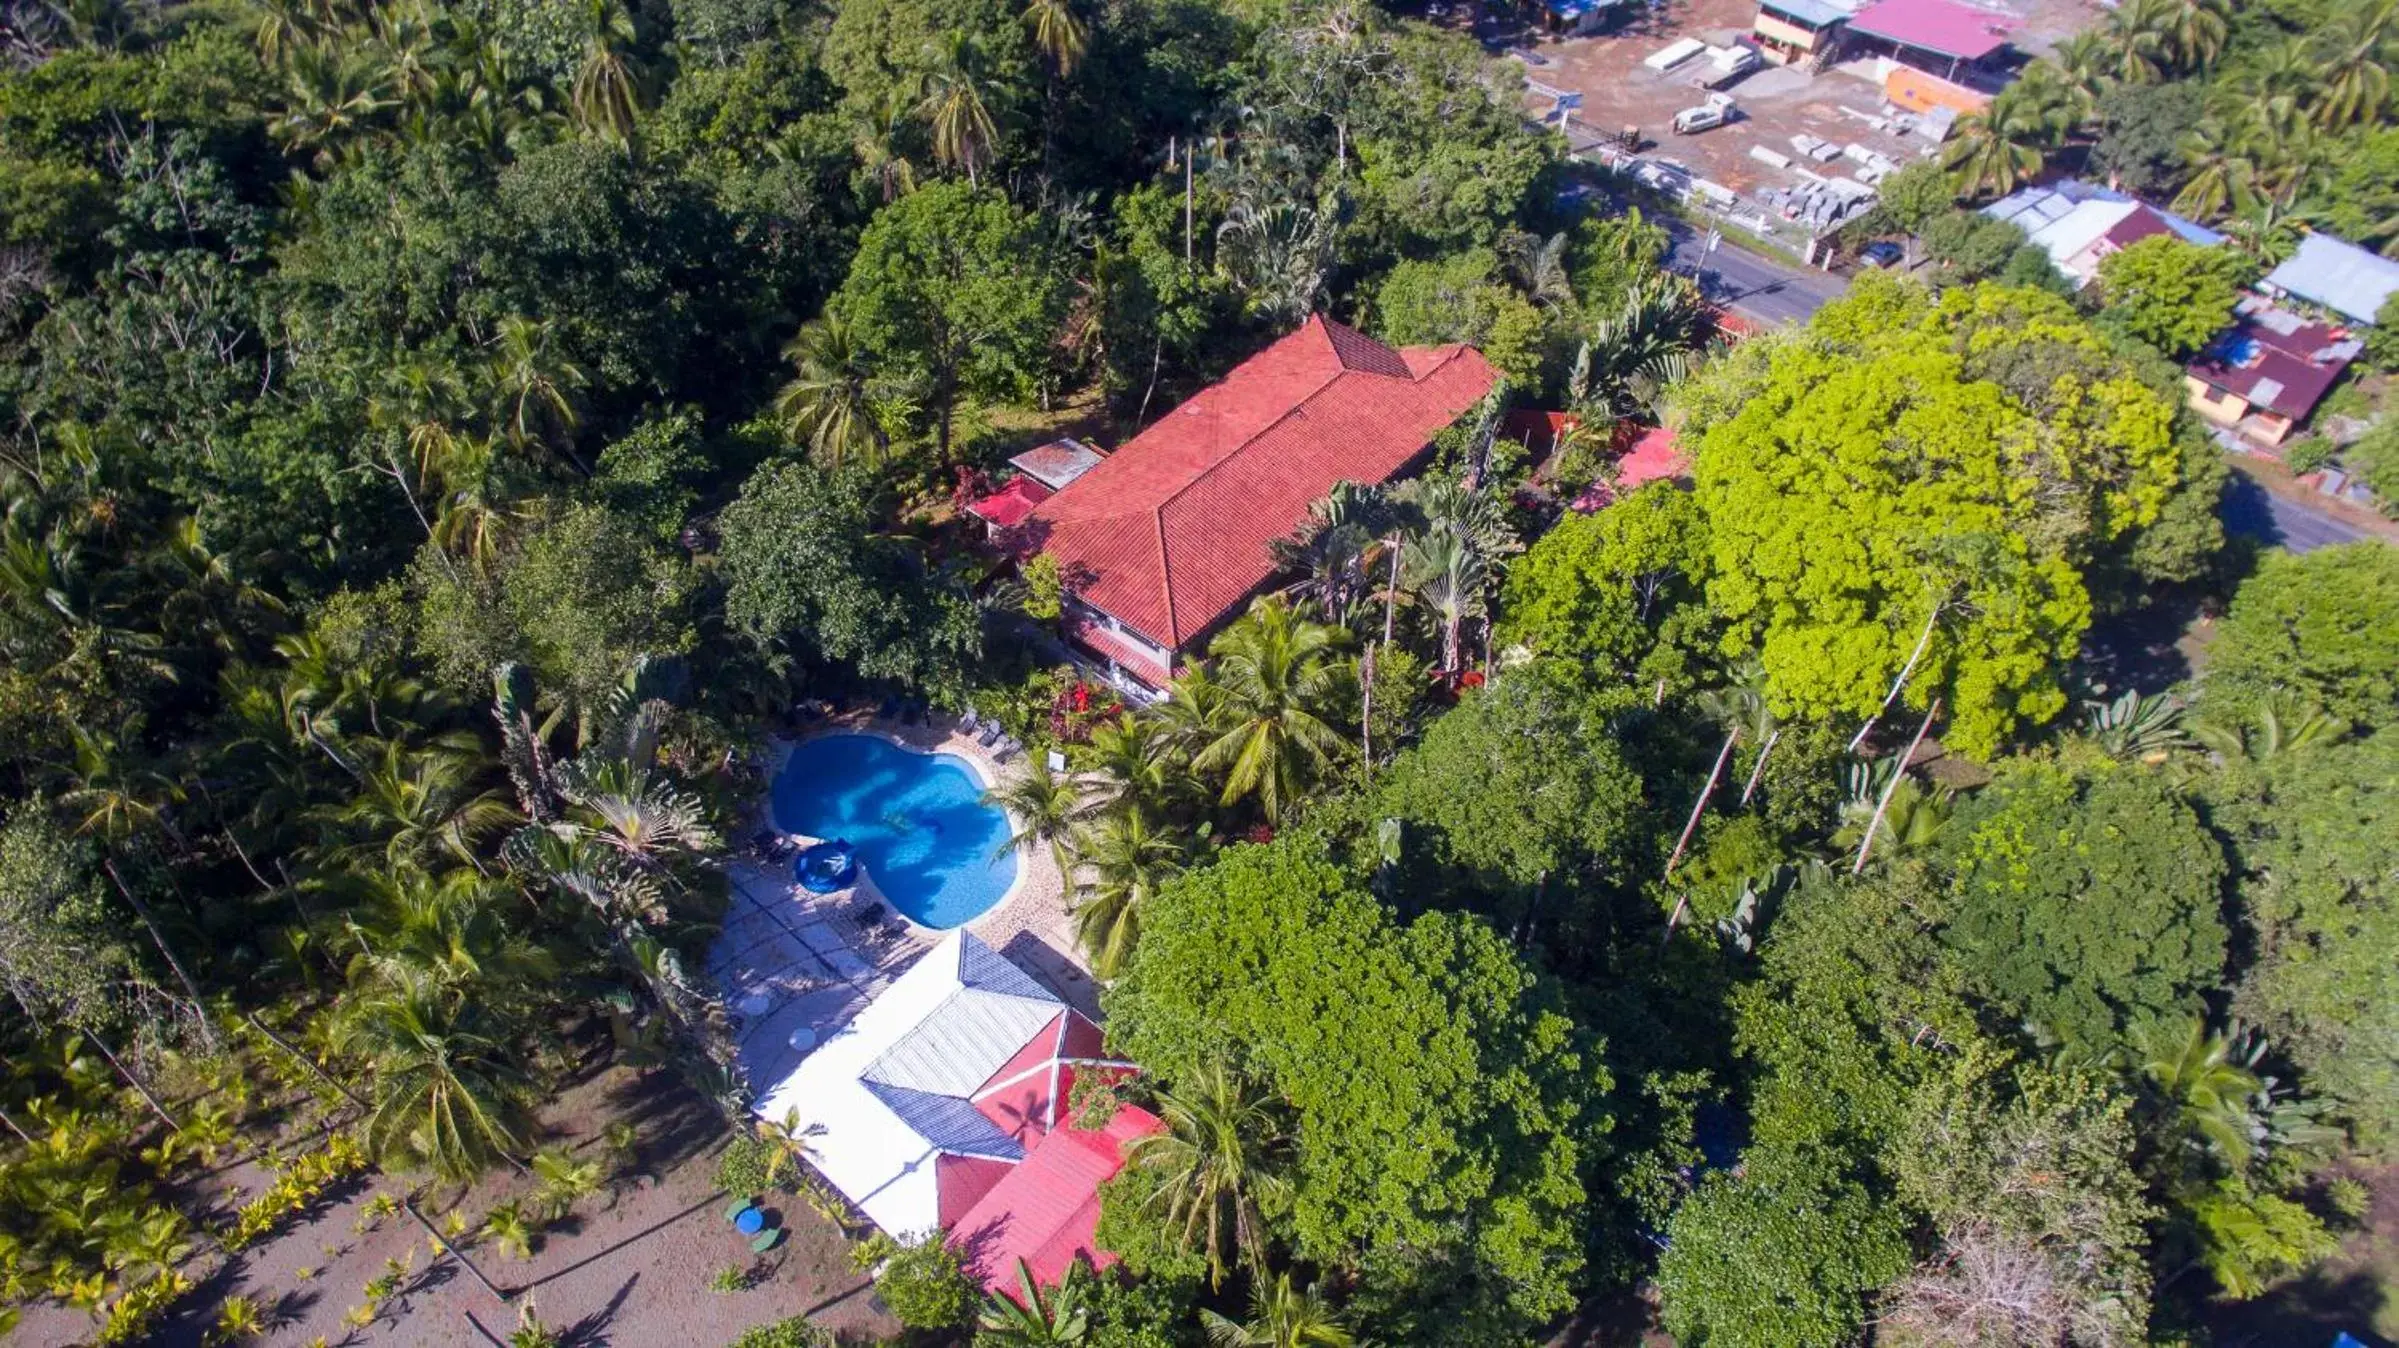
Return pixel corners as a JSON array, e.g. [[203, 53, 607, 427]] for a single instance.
[[485, 315, 587, 457], [270, 44, 397, 169], [917, 32, 999, 185], [531, 1145, 604, 1218], [1193, 597, 1351, 824], [325, 734, 517, 870], [755, 1106, 823, 1186], [1271, 483, 1389, 632], [1199, 1272, 1355, 1348], [1123, 1060, 1290, 1287], [1081, 713, 1181, 820], [332, 967, 534, 1179], [2102, 0, 2175, 83], [570, 0, 641, 142], [1215, 199, 1332, 327], [985, 756, 1085, 883], [979, 1257, 1090, 1345], [1069, 808, 1182, 978], [338, 866, 558, 1000], [1497, 229, 1574, 309], [852, 92, 921, 203], [2171, 116, 2259, 221], [2313, 0, 2395, 130], [773, 316, 886, 467], [1942, 81, 2065, 199], [2159, 0, 2229, 72], [1571, 274, 1710, 419], [1021, 0, 1088, 77]]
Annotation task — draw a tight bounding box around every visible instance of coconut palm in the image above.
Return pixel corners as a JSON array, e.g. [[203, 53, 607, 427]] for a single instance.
[[2313, 0, 2396, 130], [1192, 597, 1351, 824], [338, 866, 558, 1001], [332, 967, 534, 1179], [852, 92, 921, 203], [755, 1106, 823, 1187], [1021, 0, 1087, 77], [1497, 228, 1575, 309], [979, 1256, 1090, 1345], [480, 1199, 536, 1259], [985, 756, 1085, 882], [485, 315, 587, 456], [773, 316, 887, 467], [2171, 116, 2260, 220], [1081, 713, 1182, 819], [325, 734, 517, 870], [270, 44, 397, 168], [2154, 0, 2228, 73], [1943, 80, 2067, 199], [1200, 1272, 1355, 1347], [2102, 0, 2175, 83], [917, 32, 999, 185], [1123, 1060, 1291, 1287], [570, 0, 641, 141], [531, 1145, 604, 1218], [1069, 808, 1182, 978]]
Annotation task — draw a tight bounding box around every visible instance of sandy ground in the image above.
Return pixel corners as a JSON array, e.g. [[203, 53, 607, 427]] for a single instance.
[[8, 1067, 900, 1348]]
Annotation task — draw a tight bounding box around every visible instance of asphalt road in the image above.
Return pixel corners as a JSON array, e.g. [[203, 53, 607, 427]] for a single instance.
[[1662, 220, 1849, 327], [2220, 470, 2375, 554]]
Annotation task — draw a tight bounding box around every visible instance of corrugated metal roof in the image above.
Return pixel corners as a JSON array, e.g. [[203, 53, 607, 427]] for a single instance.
[[866, 1082, 1026, 1160], [2264, 233, 2399, 325], [1848, 0, 2015, 60], [864, 982, 1065, 1097], [1760, 0, 1851, 27]]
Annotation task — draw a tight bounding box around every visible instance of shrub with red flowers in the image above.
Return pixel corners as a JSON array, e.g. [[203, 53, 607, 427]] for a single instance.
[[1047, 680, 1124, 744]]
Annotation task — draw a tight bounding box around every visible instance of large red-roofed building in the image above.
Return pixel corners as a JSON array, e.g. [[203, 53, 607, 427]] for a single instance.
[[1012, 315, 1501, 689]]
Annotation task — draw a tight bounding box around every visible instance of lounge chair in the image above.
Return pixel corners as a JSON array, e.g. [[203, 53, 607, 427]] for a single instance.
[[750, 1226, 786, 1253], [960, 708, 981, 734], [724, 1196, 757, 1223], [994, 736, 1019, 762], [977, 721, 1004, 747]]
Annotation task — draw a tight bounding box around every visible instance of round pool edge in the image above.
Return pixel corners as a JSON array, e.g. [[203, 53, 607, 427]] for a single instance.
[[766, 724, 1032, 936]]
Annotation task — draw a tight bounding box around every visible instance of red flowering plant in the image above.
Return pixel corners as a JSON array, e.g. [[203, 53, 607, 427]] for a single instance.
[[1046, 680, 1124, 744]]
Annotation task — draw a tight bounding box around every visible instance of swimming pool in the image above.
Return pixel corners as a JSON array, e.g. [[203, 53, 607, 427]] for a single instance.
[[768, 734, 1018, 928]]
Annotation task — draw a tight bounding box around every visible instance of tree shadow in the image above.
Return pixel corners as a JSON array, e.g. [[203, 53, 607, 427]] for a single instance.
[[559, 1272, 640, 1347], [2202, 1266, 2387, 1347]]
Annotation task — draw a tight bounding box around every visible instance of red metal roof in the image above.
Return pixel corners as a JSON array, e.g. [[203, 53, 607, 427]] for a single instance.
[[950, 1104, 1165, 1295], [1569, 426, 1691, 511], [1848, 0, 2016, 61], [2187, 301, 2357, 422], [966, 477, 1055, 529], [1018, 316, 1501, 653]]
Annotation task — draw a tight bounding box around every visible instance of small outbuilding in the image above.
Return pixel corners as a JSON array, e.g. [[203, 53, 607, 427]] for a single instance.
[[2260, 233, 2399, 327]]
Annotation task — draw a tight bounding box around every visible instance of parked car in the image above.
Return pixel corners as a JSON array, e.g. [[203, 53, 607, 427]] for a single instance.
[[1859, 240, 1904, 269], [1672, 93, 1737, 135]]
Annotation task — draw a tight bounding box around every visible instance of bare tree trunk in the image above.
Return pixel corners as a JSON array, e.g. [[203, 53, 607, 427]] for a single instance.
[[0, 1103, 31, 1144], [1183, 140, 1194, 264], [1666, 729, 1739, 881], [1661, 729, 1741, 943], [1359, 640, 1376, 778], [1850, 599, 1944, 754], [85, 1029, 179, 1133], [407, 1198, 511, 1306], [103, 858, 217, 1049], [1851, 698, 1942, 876], [1739, 727, 1781, 806]]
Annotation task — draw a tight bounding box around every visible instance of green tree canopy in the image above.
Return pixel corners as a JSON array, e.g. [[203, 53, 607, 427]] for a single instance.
[[2200, 543, 2399, 730], [1939, 760, 2228, 1052], [1656, 1165, 1910, 1348], [1103, 839, 1606, 1340], [2209, 728, 2399, 1147], [1689, 276, 2189, 755], [1499, 483, 1714, 683], [828, 180, 1067, 458], [717, 458, 983, 691], [2095, 234, 2248, 358]]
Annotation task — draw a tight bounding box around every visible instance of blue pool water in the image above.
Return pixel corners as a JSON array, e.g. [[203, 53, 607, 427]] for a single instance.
[[769, 734, 1018, 928]]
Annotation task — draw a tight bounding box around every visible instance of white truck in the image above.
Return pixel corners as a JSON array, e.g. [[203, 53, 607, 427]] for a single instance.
[[1690, 44, 1762, 90], [1673, 93, 1739, 135]]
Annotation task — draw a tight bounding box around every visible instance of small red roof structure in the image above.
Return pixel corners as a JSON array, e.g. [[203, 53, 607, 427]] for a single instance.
[[1847, 0, 2016, 62], [966, 477, 1055, 531], [952, 1102, 1164, 1295], [1016, 315, 1500, 667], [1570, 427, 1692, 512]]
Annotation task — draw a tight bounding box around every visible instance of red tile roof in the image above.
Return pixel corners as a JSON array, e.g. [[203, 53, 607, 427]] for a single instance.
[[1569, 426, 1691, 511], [951, 1104, 1165, 1295], [966, 477, 1054, 529], [1848, 0, 2016, 61], [1018, 316, 1500, 653], [1062, 608, 1173, 687]]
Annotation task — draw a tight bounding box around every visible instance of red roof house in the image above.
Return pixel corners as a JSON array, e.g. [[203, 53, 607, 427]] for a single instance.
[[2185, 297, 2362, 449], [1013, 315, 1501, 688]]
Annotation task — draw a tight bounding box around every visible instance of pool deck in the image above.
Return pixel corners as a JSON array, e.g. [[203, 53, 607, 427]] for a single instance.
[[709, 709, 1088, 1102]]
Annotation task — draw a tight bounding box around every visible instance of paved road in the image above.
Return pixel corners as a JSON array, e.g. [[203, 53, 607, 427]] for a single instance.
[[1662, 220, 1849, 328], [2220, 470, 2375, 554]]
